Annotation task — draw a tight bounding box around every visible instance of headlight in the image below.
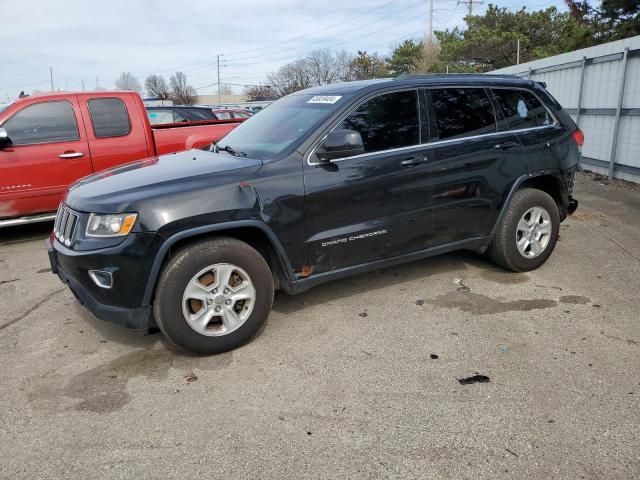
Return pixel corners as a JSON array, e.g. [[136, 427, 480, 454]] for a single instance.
[[86, 213, 138, 237]]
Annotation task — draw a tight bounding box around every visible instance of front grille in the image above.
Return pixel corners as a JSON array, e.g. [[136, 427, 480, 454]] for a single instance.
[[53, 204, 80, 247]]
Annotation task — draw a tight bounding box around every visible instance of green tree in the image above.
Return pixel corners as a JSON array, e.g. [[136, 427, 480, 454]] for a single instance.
[[432, 5, 592, 72], [566, 0, 640, 41], [388, 39, 423, 76], [348, 51, 388, 80]]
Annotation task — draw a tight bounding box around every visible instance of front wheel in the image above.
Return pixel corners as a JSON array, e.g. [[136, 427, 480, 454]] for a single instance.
[[489, 188, 560, 272], [153, 237, 274, 354]]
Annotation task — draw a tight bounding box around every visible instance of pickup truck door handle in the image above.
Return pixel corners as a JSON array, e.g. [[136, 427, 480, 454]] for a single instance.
[[493, 141, 520, 150], [58, 152, 84, 159], [401, 156, 429, 167]]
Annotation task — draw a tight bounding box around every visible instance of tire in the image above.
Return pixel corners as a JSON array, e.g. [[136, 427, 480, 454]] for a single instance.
[[153, 237, 274, 355], [489, 188, 560, 272]]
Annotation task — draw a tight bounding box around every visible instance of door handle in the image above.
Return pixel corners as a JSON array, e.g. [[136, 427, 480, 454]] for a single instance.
[[493, 141, 520, 150], [401, 156, 429, 167], [59, 152, 84, 159]]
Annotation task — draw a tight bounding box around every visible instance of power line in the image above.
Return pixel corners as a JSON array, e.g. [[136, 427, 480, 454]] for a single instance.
[[132, 0, 431, 78]]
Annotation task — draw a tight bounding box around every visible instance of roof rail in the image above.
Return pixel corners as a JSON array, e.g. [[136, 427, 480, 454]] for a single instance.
[[393, 73, 522, 80]]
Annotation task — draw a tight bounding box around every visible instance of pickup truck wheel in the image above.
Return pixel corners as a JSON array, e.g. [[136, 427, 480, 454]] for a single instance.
[[153, 237, 274, 354], [489, 188, 559, 272]]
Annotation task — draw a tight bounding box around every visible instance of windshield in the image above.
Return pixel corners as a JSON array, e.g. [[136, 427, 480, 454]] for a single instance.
[[217, 94, 344, 159], [0, 102, 12, 113]]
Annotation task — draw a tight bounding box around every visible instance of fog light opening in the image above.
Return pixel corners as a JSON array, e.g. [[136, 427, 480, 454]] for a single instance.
[[88, 270, 113, 289]]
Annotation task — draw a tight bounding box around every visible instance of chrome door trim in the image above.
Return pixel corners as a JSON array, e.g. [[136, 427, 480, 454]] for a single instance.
[[305, 84, 559, 167]]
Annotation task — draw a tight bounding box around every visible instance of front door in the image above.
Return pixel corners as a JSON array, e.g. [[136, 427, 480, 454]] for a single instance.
[[0, 98, 92, 218], [303, 89, 437, 274]]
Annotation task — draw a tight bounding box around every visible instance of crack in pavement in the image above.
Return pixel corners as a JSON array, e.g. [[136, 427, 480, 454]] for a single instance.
[[0, 279, 19, 285], [0, 288, 65, 332]]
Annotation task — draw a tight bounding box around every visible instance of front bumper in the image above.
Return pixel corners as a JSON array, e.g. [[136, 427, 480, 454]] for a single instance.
[[47, 232, 162, 330]]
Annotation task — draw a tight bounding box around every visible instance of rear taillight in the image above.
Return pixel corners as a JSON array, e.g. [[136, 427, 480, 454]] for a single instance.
[[573, 128, 584, 150]]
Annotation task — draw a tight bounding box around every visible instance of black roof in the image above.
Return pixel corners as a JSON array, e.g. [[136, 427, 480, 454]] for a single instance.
[[293, 74, 533, 97]]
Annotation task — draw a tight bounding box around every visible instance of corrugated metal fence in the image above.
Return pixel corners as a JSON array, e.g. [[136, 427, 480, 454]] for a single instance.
[[491, 36, 640, 183]]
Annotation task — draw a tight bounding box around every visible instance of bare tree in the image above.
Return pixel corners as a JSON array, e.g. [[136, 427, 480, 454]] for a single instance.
[[169, 72, 197, 105], [243, 85, 277, 101], [145, 74, 170, 99], [410, 39, 441, 74], [267, 59, 312, 96], [115, 72, 143, 94], [266, 49, 354, 96], [218, 84, 233, 96]]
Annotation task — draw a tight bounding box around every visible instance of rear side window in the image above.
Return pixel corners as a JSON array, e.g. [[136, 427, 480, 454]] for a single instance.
[[147, 110, 187, 125], [88, 98, 131, 138], [338, 90, 419, 154], [185, 108, 215, 120], [428, 88, 495, 141], [2, 100, 79, 145], [491, 89, 553, 130]]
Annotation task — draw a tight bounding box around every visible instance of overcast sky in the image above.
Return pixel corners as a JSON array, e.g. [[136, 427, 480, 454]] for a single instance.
[[0, 0, 567, 100]]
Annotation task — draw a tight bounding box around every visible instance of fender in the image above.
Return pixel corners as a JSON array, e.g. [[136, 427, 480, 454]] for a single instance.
[[141, 220, 296, 305], [491, 170, 565, 236]]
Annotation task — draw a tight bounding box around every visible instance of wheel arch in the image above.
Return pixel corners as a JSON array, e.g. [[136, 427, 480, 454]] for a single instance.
[[142, 221, 295, 305], [492, 171, 568, 235]]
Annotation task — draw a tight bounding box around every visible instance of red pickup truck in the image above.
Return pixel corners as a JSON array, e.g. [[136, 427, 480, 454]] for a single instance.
[[0, 91, 239, 227]]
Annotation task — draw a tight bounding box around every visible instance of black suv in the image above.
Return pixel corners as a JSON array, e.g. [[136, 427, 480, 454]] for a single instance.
[[47, 75, 581, 354]]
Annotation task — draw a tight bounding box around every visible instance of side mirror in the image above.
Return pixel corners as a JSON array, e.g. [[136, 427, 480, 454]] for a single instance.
[[315, 128, 364, 162], [0, 128, 10, 149]]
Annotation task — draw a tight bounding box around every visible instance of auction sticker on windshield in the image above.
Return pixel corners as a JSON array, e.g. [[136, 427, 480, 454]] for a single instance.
[[307, 95, 342, 104]]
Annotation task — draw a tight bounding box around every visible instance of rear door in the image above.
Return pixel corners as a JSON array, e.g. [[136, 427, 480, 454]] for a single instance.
[[421, 87, 527, 245], [303, 89, 437, 273], [490, 88, 562, 172], [0, 98, 92, 218], [78, 95, 152, 172]]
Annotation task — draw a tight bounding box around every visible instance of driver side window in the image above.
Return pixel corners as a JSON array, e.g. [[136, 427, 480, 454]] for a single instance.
[[338, 90, 419, 154], [2, 101, 80, 146]]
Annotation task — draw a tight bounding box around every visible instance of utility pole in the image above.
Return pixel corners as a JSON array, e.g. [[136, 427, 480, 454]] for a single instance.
[[428, 0, 434, 44], [96, 76, 100, 90], [457, 0, 483, 16], [65, 78, 68, 91], [217, 54, 221, 105], [516, 38, 520, 65], [49, 66, 54, 92], [81, 80, 85, 91]]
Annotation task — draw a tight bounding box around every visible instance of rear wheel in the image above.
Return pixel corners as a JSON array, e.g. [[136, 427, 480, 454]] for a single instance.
[[489, 188, 560, 272], [153, 237, 274, 354]]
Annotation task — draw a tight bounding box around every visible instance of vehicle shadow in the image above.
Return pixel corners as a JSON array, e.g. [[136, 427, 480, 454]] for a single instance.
[[0, 222, 53, 245], [272, 250, 488, 314], [75, 249, 515, 354]]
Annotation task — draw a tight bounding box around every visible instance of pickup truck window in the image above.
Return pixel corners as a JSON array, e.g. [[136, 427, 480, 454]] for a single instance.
[[338, 90, 419, 153], [216, 94, 337, 159], [88, 98, 131, 138], [147, 109, 187, 125], [2, 100, 80, 145], [0, 102, 12, 113], [492, 89, 552, 131], [428, 88, 496, 141]]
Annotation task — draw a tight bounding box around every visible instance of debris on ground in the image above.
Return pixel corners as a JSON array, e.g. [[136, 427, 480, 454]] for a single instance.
[[358, 312, 368, 317], [454, 278, 471, 293], [183, 371, 198, 383], [457, 374, 490, 385], [415, 299, 425, 306], [430, 354, 439, 359]]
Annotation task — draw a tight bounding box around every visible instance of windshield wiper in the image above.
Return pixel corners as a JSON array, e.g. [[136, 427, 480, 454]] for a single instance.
[[210, 142, 247, 157]]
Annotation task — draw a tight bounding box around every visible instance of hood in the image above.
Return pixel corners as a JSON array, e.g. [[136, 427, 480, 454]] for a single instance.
[[65, 149, 262, 214]]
